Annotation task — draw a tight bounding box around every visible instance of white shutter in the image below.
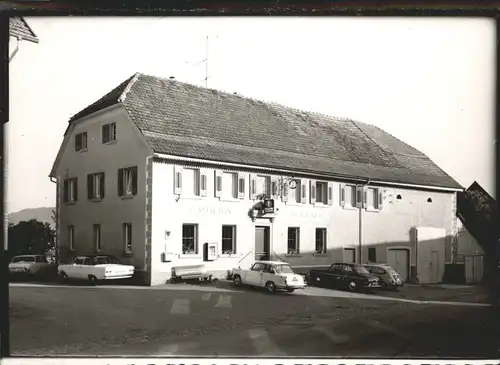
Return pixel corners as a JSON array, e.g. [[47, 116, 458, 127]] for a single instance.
[[271, 176, 279, 199], [327, 182, 334, 205], [310, 180, 316, 204], [300, 180, 307, 204], [282, 183, 289, 203], [214, 170, 222, 197], [238, 173, 246, 200], [355, 186, 363, 208], [339, 183, 346, 207], [174, 166, 183, 195], [249, 174, 257, 200], [378, 189, 384, 210], [362, 186, 368, 208], [200, 169, 208, 197]]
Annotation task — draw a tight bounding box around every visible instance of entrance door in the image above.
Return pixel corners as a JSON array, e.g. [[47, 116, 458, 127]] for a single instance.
[[387, 249, 409, 282], [254, 226, 270, 261], [343, 248, 356, 263], [430, 250, 440, 283]]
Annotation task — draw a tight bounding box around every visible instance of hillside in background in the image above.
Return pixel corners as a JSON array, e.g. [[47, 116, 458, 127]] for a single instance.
[[8, 207, 55, 228]]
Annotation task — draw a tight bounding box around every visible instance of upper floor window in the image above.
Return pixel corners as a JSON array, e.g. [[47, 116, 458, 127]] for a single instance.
[[288, 179, 302, 203], [102, 122, 117, 144], [63, 178, 78, 203], [366, 187, 379, 209], [316, 181, 328, 204], [75, 132, 87, 152], [221, 172, 238, 199], [256, 175, 271, 197], [340, 184, 356, 208], [87, 172, 105, 200], [183, 168, 200, 197], [118, 166, 138, 198]]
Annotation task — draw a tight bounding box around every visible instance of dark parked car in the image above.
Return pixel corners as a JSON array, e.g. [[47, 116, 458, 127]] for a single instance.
[[307, 263, 380, 292], [363, 263, 404, 290]]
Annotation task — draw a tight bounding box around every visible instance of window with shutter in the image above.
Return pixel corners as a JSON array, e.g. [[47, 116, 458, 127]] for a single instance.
[[118, 167, 138, 197], [123, 223, 133, 254], [301, 181, 307, 204], [356, 186, 363, 208], [64, 178, 78, 203], [328, 182, 333, 205], [174, 166, 183, 195], [200, 170, 208, 197], [339, 183, 346, 207], [214, 170, 223, 198], [238, 173, 246, 200], [88, 172, 105, 200], [271, 177, 279, 199], [75, 132, 87, 151], [249, 175, 257, 200], [102, 122, 117, 144], [310, 180, 316, 204], [102, 124, 110, 143], [378, 189, 384, 210]]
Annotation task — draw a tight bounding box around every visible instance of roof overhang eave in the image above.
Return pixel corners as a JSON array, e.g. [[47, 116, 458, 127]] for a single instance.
[[152, 152, 463, 193]]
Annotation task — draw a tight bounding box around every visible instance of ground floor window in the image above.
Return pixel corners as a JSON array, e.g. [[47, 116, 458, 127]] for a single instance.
[[221, 225, 236, 254], [287, 227, 300, 254], [182, 224, 198, 254], [344, 248, 356, 263], [68, 225, 75, 251], [93, 224, 101, 252], [123, 223, 132, 254], [368, 247, 376, 262], [315, 228, 327, 254]]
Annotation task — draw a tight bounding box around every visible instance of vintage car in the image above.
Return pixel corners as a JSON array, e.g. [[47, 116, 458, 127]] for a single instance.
[[363, 263, 404, 290], [307, 263, 380, 292], [57, 255, 135, 285], [9, 255, 56, 279], [231, 260, 306, 293]]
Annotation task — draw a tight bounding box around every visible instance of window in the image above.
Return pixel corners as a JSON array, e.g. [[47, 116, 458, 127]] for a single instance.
[[118, 167, 138, 197], [68, 225, 75, 251], [367, 187, 379, 209], [251, 263, 266, 272], [73, 258, 85, 265], [75, 132, 87, 151], [221, 225, 236, 254], [183, 168, 200, 196], [123, 223, 132, 254], [287, 227, 300, 254], [343, 265, 353, 273], [93, 224, 101, 252], [256, 175, 271, 196], [63, 178, 78, 203], [289, 179, 301, 203], [222, 172, 238, 199], [368, 247, 376, 262], [182, 224, 198, 255], [345, 185, 356, 207], [87, 173, 105, 200], [315, 228, 327, 254], [316, 182, 328, 204], [83, 257, 93, 266], [102, 122, 117, 143]]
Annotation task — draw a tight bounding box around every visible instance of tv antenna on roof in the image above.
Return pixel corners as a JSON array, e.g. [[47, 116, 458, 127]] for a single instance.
[[184, 36, 218, 87]]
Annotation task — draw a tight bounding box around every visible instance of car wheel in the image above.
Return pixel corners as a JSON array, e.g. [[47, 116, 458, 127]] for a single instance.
[[59, 272, 69, 283], [265, 281, 276, 293], [88, 275, 98, 286], [348, 281, 357, 292], [233, 275, 242, 286]]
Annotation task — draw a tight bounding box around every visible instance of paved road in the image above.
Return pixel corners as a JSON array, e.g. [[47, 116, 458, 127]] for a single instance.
[[9, 283, 498, 358]]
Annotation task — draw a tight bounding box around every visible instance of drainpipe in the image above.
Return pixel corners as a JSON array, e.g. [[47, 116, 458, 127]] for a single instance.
[[358, 179, 371, 264], [9, 37, 21, 63], [49, 176, 59, 264]]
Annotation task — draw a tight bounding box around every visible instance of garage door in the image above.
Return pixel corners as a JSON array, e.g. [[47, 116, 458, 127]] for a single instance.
[[387, 249, 409, 282]]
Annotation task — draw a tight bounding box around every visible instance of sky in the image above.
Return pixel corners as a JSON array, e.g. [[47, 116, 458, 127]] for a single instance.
[[7, 17, 496, 213]]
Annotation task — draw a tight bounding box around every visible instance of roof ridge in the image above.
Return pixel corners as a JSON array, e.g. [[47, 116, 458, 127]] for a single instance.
[[118, 72, 141, 103]]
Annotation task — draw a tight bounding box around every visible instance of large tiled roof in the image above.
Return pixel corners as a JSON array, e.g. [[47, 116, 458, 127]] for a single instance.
[[69, 72, 462, 190], [9, 17, 38, 43]]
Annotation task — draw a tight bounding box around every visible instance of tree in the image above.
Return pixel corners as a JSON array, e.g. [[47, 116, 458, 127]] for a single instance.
[[8, 219, 55, 260]]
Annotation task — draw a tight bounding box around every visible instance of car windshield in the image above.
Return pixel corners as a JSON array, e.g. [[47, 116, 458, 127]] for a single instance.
[[11, 256, 35, 263], [274, 265, 294, 274], [93, 256, 120, 265], [355, 265, 370, 275]]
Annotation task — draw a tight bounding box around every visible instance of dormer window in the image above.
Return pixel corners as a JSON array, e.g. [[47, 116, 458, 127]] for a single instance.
[[102, 122, 117, 144], [75, 132, 87, 151]]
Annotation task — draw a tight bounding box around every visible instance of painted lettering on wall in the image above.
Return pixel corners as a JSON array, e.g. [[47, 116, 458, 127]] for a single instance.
[[288, 210, 322, 220], [188, 206, 232, 216]]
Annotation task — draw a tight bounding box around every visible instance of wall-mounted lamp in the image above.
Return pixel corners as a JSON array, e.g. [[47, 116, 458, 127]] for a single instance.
[[164, 231, 171, 239]]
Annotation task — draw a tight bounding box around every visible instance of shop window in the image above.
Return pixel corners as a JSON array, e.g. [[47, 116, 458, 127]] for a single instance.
[[182, 224, 198, 255], [315, 228, 327, 254], [221, 225, 236, 254]]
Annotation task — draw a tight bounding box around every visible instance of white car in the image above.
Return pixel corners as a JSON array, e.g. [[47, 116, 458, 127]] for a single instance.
[[9, 255, 56, 278], [57, 255, 135, 285], [232, 260, 306, 293]]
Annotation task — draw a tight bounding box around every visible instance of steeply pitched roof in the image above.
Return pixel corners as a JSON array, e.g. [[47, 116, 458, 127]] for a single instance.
[[9, 17, 38, 43], [68, 72, 462, 190]]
